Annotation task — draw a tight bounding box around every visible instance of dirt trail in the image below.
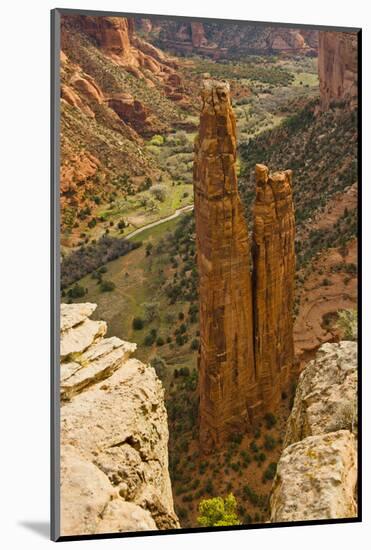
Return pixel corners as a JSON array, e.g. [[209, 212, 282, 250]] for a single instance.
[[126, 204, 194, 240]]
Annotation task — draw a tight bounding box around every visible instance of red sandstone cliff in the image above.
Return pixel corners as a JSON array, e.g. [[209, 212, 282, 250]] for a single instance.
[[139, 19, 318, 58], [193, 79, 256, 451], [318, 31, 358, 110], [61, 15, 185, 112], [59, 15, 188, 239], [252, 165, 296, 408]]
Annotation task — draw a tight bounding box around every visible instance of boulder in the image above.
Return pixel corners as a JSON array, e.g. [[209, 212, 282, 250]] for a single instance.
[[285, 342, 357, 447], [270, 431, 357, 522], [270, 342, 358, 522]]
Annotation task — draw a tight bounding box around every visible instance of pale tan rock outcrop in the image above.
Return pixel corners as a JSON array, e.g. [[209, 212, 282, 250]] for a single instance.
[[270, 342, 358, 522], [60, 303, 179, 536], [285, 341, 357, 447], [270, 430, 357, 522], [60, 302, 97, 331], [60, 317, 107, 360]]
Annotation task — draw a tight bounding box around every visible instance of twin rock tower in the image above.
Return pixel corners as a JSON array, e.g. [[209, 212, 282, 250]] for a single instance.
[[193, 78, 296, 452]]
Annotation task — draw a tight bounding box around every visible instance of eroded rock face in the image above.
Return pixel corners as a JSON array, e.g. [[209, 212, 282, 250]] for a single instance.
[[194, 78, 256, 451], [140, 20, 317, 58], [190, 22, 208, 48], [194, 82, 297, 451], [77, 16, 134, 57], [60, 303, 179, 536], [66, 14, 183, 95], [61, 84, 94, 118], [270, 430, 357, 521], [270, 342, 358, 522], [268, 30, 305, 51], [318, 31, 358, 110], [252, 164, 296, 410], [71, 75, 104, 104], [59, 15, 187, 238], [285, 342, 357, 446], [106, 93, 153, 136]]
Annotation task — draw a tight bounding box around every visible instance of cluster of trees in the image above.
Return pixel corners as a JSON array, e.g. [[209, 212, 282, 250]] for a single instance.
[[190, 58, 294, 86], [239, 101, 357, 255], [197, 493, 240, 527], [61, 235, 140, 289]]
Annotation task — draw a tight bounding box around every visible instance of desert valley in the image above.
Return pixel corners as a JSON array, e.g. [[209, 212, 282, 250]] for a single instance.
[[58, 14, 358, 535]]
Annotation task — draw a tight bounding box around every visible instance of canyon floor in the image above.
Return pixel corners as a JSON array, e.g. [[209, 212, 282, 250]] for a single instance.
[[63, 209, 357, 527], [61, 44, 357, 528]]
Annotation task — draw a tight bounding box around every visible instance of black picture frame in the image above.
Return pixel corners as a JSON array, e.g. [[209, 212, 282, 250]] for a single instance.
[[51, 8, 362, 542]]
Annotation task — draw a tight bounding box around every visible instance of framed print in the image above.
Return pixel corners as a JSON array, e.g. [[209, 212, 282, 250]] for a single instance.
[[51, 8, 361, 541]]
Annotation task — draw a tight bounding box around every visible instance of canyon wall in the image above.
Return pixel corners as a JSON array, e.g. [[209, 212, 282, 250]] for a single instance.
[[194, 80, 296, 450], [270, 342, 358, 522], [138, 19, 318, 58], [193, 78, 256, 452], [318, 31, 358, 110], [60, 15, 187, 239], [252, 165, 296, 409], [62, 15, 181, 87], [60, 303, 179, 536], [61, 15, 186, 131]]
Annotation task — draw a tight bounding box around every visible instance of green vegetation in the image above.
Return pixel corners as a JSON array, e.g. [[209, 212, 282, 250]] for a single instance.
[[242, 484, 268, 508], [197, 493, 240, 527], [264, 413, 277, 429], [145, 129, 194, 185], [132, 317, 144, 330], [297, 208, 357, 270], [61, 235, 140, 289], [262, 462, 277, 483], [60, 35, 358, 529], [99, 280, 115, 292], [337, 309, 357, 340], [263, 435, 277, 451], [66, 283, 86, 299], [189, 58, 294, 87], [149, 134, 165, 146], [151, 355, 167, 379], [239, 101, 358, 269]]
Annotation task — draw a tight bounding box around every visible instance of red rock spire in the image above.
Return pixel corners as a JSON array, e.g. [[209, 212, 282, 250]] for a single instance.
[[194, 78, 256, 451], [194, 80, 296, 451]]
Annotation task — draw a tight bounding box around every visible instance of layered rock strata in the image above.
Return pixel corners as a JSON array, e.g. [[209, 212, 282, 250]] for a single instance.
[[193, 78, 256, 451], [139, 19, 318, 58], [60, 14, 188, 238], [62, 15, 183, 95], [60, 303, 179, 536], [270, 342, 358, 522], [318, 31, 358, 110], [252, 164, 296, 410]]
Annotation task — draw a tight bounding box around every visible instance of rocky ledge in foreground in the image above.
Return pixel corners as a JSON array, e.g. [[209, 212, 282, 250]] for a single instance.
[[270, 341, 358, 522], [60, 303, 179, 536]]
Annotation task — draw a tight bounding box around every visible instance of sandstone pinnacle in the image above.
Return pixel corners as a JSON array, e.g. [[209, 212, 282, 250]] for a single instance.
[[194, 82, 296, 451], [252, 164, 296, 410], [194, 78, 256, 452]]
